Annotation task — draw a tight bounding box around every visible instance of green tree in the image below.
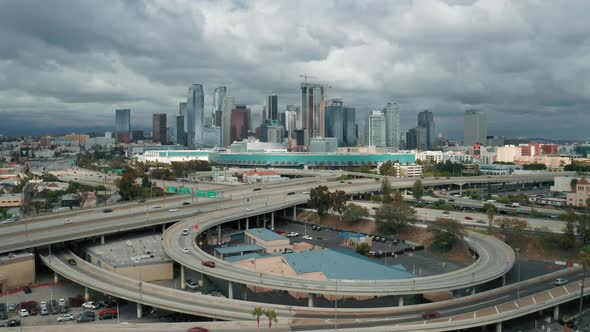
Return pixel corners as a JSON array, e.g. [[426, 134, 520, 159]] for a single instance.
[[375, 201, 417, 234], [494, 217, 528, 232], [483, 203, 496, 231], [577, 212, 590, 244], [571, 178, 580, 191], [342, 204, 369, 224], [522, 163, 547, 170], [251, 306, 264, 330], [331, 190, 347, 216], [379, 161, 396, 176], [428, 217, 463, 252], [381, 177, 393, 203], [263, 309, 278, 329], [116, 171, 142, 201], [561, 220, 577, 250], [412, 179, 425, 202], [355, 242, 371, 256], [141, 174, 152, 188], [308, 185, 332, 216]]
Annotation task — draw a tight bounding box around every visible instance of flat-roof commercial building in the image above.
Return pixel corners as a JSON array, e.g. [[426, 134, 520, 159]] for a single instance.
[[244, 228, 292, 254], [86, 234, 173, 282]]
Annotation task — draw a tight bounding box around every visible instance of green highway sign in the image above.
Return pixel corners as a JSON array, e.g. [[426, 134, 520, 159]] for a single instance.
[[196, 190, 206, 197], [166, 186, 177, 193], [207, 191, 217, 198], [178, 187, 191, 194]]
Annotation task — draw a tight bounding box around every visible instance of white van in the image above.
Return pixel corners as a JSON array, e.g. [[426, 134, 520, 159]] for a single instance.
[[511, 203, 521, 207]]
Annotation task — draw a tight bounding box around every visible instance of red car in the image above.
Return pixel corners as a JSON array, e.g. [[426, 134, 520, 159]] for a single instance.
[[99, 308, 118, 317], [422, 312, 440, 318], [201, 261, 216, 268], [186, 327, 209, 332], [275, 229, 285, 235], [464, 216, 473, 220]]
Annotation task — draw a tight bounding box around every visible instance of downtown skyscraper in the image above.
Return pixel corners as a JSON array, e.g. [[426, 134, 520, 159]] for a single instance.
[[418, 110, 435, 148], [115, 109, 131, 143], [325, 99, 357, 147], [152, 113, 167, 144], [300, 83, 325, 143], [464, 110, 487, 146], [186, 84, 205, 148], [267, 93, 278, 121], [212, 86, 226, 127], [383, 102, 401, 149]]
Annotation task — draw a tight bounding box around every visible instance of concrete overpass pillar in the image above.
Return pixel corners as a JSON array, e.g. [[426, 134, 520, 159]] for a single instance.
[[308, 293, 315, 307], [238, 219, 241, 231], [471, 288, 476, 295], [217, 224, 222, 244], [198, 273, 204, 288], [162, 224, 166, 233], [495, 322, 502, 332], [271, 212, 275, 230], [84, 287, 90, 301], [53, 272, 58, 284], [398, 296, 404, 307], [459, 184, 464, 196], [553, 305, 559, 321], [293, 205, 297, 219], [136, 303, 143, 319], [180, 265, 185, 290], [246, 217, 249, 230], [228, 281, 234, 299], [257, 215, 260, 228], [100, 235, 105, 245], [502, 274, 507, 287]]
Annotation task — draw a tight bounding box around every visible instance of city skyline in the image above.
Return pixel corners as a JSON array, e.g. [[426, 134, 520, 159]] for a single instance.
[[1, 1, 590, 140]]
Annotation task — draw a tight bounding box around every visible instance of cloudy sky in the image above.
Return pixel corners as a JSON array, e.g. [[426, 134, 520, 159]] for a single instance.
[[0, 0, 589, 139]]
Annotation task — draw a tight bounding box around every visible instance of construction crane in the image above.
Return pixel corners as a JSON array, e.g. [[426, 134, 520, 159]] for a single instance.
[[299, 74, 318, 84]]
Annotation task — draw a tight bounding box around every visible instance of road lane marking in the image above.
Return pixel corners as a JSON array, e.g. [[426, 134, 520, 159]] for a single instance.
[[548, 291, 554, 299], [494, 306, 499, 314]]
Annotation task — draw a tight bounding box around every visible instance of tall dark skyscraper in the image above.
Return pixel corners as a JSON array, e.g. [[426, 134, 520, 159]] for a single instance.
[[417, 110, 435, 148], [267, 94, 278, 121], [325, 99, 357, 146], [230, 105, 250, 143], [176, 115, 185, 146], [464, 110, 487, 146], [300, 83, 325, 143], [152, 113, 167, 144], [115, 109, 131, 144], [212, 86, 226, 127]]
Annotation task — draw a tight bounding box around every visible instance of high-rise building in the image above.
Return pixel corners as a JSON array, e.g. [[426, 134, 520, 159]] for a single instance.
[[464, 110, 487, 146], [230, 105, 250, 143], [203, 126, 221, 147], [221, 96, 236, 147], [365, 111, 386, 147], [212, 86, 226, 127], [300, 83, 325, 143], [286, 105, 301, 129], [267, 94, 278, 121], [406, 127, 427, 150], [186, 84, 205, 148], [152, 113, 167, 144], [418, 110, 435, 148], [115, 109, 131, 144], [281, 111, 297, 139], [325, 99, 357, 146], [176, 115, 185, 146], [383, 102, 401, 149]]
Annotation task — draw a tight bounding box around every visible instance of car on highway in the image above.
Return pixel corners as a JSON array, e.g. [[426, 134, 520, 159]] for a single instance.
[[63, 219, 73, 224], [57, 313, 75, 322], [422, 312, 440, 318], [443, 216, 451, 219], [201, 261, 216, 268], [185, 280, 200, 290], [181, 228, 190, 236], [102, 208, 112, 213], [19, 309, 29, 317], [169, 208, 179, 212], [182, 202, 191, 206], [553, 278, 568, 286], [442, 211, 451, 214], [302, 235, 313, 240], [181, 248, 190, 254], [476, 220, 486, 224], [152, 205, 162, 209], [285, 232, 299, 237], [82, 301, 98, 309], [186, 327, 209, 332], [67, 259, 77, 266], [464, 216, 473, 220], [246, 207, 253, 211]]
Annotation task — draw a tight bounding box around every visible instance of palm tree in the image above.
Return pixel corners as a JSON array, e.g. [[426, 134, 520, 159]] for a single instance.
[[578, 245, 590, 322], [251, 306, 264, 329], [486, 205, 496, 231], [264, 309, 278, 329]]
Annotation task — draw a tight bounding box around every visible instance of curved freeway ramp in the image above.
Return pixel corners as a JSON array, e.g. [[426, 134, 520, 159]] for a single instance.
[[40, 249, 585, 331], [163, 193, 515, 296]]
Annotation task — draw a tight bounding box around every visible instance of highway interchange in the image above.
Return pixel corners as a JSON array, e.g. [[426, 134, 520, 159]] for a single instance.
[[2, 169, 583, 331]]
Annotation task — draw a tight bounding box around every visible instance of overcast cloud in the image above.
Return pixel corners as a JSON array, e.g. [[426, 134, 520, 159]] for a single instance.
[[0, 0, 589, 139]]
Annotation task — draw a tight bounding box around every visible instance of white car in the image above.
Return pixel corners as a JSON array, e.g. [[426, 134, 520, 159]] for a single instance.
[[302, 235, 313, 240], [57, 313, 75, 322], [19, 309, 29, 317], [285, 232, 299, 237], [181, 229, 190, 236], [553, 278, 568, 286], [152, 205, 162, 209], [63, 219, 73, 224], [58, 298, 66, 306], [246, 207, 253, 211], [82, 301, 98, 309], [302, 191, 310, 194], [169, 208, 179, 212], [181, 248, 190, 254]]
